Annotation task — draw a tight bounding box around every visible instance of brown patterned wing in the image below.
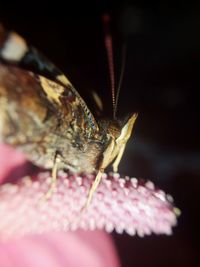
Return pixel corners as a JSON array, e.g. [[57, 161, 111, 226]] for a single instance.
[[0, 24, 70, 86], [0, 64, 100, 170]]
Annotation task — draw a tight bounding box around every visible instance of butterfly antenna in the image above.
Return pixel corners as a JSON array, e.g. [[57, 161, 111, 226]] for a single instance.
[[102, 14, 116, 118], [114, 43, 127, 118]]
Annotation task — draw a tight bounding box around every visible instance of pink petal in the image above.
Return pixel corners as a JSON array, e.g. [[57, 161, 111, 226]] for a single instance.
[[0, 144, 27, 183], [0, 231, 120, 267]]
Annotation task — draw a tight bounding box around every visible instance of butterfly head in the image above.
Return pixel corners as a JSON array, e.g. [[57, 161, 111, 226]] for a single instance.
[[100, 113, 138, 173], [116, 112, 138, 141]]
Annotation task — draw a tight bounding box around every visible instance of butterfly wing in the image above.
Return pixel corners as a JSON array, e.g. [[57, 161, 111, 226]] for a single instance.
[[0, 24, 69, 86], [0, 64, 102, 171], [0, 25, 101, 171]]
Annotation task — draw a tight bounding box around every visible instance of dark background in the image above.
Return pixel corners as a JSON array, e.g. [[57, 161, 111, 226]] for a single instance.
[[0, 1, 199, 266]]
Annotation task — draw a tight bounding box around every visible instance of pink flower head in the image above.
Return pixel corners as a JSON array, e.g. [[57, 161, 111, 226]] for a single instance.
[[0, 144, 179, 240]]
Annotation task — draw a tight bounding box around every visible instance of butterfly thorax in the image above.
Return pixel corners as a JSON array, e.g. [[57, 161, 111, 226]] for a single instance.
[[58, 118, 125, 174], [57, 119, 122, 174]]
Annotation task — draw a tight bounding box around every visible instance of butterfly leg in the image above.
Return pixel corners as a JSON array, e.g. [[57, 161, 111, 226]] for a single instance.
[[112, 144, 125, 173], [82, 139, 115, 210], [41, 155, 60, 200], [84, 168, 104, 208]]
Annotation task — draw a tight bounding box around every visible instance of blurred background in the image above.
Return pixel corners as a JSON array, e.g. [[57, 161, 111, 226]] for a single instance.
[[0, 0, 199, 266]]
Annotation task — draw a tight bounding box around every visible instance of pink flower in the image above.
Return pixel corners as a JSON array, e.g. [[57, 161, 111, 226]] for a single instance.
[[0, 143, 179, 266], [0, 144, 120, 267], [0, 144, 178, 239]]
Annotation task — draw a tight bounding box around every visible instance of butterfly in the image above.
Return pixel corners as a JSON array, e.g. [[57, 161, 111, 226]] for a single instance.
[[0, 23, 137, 207]]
